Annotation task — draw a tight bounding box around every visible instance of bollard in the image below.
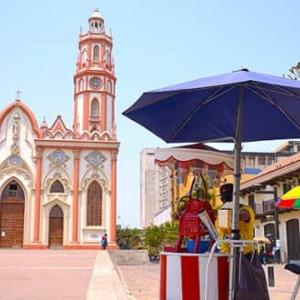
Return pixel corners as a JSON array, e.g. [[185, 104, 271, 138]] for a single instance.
[[268, 266, 275, 287]]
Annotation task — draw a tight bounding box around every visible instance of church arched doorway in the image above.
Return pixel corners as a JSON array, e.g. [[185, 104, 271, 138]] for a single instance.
[[49, 205, 64, 248], [0, 180, 25, 248]]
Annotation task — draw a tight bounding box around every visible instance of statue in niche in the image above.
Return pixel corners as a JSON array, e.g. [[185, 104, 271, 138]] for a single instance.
[[103, 48, 111, 66], [12, 113, 20, 139], [11, 113, 20, 154]]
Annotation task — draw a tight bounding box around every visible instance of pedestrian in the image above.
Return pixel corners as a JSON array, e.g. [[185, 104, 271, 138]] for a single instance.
[[258, 241, 266, 264], [101, 233, 108, 250]]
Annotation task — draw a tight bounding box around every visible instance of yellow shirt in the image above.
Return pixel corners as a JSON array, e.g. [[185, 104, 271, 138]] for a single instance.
[[216, 205, 255, 254], [239, 205, 255, 254]]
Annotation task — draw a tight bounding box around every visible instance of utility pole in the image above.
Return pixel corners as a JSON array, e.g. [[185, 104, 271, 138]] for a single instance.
[[273, 188, 280, 263]]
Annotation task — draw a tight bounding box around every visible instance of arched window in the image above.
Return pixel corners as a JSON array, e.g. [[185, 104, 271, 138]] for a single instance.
[[87, 181, 102, 226], [1, 180, 25, 201], [50, 180, 65, 193], [50, 205, 63, 218], [78, 79, 83, 92], [91, 98, 100, 118], [93, 45, 99, 61]]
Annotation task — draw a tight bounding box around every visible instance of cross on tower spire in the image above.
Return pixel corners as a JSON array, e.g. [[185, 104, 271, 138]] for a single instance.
[[15, 89, 22, 100]]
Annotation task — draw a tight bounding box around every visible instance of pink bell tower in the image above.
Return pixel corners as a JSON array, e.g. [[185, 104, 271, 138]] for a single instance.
[[73, 8, 116, 138], [72, 9, 119, 248]]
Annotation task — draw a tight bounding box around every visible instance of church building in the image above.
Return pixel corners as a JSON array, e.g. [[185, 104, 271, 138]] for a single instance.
[[0, 9, 119, 249]]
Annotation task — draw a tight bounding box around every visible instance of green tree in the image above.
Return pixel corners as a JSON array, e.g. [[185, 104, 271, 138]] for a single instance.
[[161, 221, 179, 246], [285, 62, 300, 80], [116, 225, 144, 249], [144, 224, 164, 256]]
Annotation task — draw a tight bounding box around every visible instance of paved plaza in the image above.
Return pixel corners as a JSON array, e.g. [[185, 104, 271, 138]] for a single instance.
[[1, 250, 300, 299], [0, 249, 127, 300], [119, 263, 300, 300], [0, 250, 96, 300]]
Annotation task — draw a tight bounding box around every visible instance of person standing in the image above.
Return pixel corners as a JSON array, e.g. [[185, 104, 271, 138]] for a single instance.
[[101, 233, 108, 250], [258, 241, 266, 264]]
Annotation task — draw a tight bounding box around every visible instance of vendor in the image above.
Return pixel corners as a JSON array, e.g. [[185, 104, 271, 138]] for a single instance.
[[217, 183, 255, 257]]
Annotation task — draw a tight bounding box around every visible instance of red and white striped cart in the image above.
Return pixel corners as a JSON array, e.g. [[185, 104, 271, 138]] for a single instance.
[[160, 252, 229, 300]]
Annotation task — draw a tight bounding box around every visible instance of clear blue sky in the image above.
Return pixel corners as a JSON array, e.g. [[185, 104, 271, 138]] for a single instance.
[[0, 1, 299, 227]]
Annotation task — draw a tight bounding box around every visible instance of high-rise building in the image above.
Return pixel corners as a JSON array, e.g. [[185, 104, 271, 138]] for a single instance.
[[140, 148, 172, 227]]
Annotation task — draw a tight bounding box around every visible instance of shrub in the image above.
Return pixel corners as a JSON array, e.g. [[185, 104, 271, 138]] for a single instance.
[[116, 225, 144, 249]]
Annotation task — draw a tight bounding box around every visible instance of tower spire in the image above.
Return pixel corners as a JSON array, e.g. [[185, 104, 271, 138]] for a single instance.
[[73, 11, 116, 138], [88, 8, 105, 34]]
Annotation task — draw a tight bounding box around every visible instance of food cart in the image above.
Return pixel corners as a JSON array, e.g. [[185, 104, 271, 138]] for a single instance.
[[155, 145, 234, 300]]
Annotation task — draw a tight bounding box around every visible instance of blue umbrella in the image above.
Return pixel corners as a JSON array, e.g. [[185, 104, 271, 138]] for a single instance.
[[123, 69, 300, 298]]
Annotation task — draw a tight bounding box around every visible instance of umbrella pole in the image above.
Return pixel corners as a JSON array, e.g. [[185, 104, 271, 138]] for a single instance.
[[229, 86, 244, 300]]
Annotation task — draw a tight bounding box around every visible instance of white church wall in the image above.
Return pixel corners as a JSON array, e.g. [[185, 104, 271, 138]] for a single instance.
[[41, 148, 74, 245], [0, 108, 36, 174], [0, 108, 36, 245]]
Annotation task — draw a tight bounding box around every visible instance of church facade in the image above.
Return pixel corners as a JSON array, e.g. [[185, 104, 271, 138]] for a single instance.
[[0, 9, 119, 249]]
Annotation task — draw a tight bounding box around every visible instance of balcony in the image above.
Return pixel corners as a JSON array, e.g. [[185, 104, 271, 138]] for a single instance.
[[254, 199, 291, 219], [90, 115, 100, 122], [254, 199, 275, 217]]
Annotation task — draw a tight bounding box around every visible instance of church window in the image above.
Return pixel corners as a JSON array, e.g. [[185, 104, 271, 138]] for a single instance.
[[87, 181, 102, 226], [1, 180, 25, 200], [93, 45, 99, 61], [91, 98, 100, 118], [50, 180, 65, 193], [79, 79, 83, 92]]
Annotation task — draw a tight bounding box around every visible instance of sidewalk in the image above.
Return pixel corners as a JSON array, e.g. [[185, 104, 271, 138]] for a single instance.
[[266, 264, 300, 300], [86, 251, 129, 300]]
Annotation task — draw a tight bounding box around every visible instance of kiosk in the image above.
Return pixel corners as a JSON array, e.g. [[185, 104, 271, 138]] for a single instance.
[[160, 251, 229, 300]]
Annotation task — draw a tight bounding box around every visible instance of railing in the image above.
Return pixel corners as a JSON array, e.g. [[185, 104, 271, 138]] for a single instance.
[[205, 239, 258, 300], [1, 196, 24, 203], [90, 115, 100, 121], [263, 199, 275, 214], [8, 190, 17, 197], [254, 199, 275, 216]]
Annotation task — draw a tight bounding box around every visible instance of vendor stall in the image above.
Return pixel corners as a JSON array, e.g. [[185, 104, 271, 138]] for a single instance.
[[154, 145, 234, 299], [160, 252, 229, 300]]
